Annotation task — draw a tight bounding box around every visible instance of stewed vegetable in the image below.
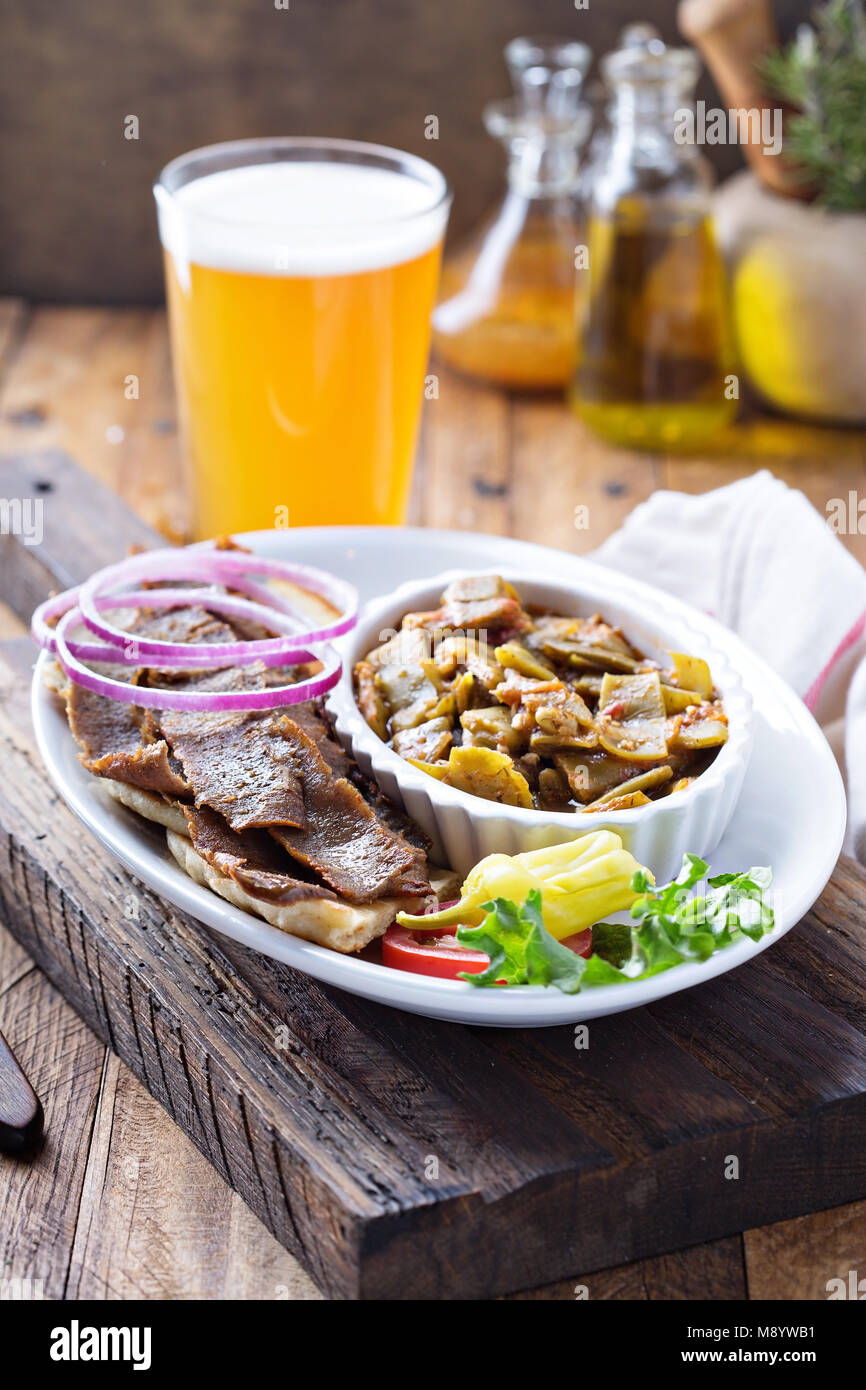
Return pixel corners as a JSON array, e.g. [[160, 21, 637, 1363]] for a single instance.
[[355, 575, 728, 813]]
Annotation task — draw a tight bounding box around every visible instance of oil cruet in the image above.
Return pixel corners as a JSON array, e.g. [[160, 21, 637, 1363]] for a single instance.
[[433, 36, 592, 390], [572, 26, 737, 449]]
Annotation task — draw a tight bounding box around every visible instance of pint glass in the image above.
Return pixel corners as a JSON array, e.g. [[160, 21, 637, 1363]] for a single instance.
[[155, 138, 450, 538]]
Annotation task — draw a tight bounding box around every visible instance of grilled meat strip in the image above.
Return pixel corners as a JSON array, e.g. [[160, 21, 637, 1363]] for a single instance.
[[151, 648, 430, 902], [298, 701, 430, 852], [65, 600, 432, 906], [183, 804, 337, 906], [289, 700, 355, 781], [358, 786, 430, 852], [269, 716, 431, 903], [165, 711, 307, 833], [145, 661, 306, 833], [66, 605, 241, 797], [68, 681, 190, 797], [160, 708, 307, 834], [133, 605, 238, 649]]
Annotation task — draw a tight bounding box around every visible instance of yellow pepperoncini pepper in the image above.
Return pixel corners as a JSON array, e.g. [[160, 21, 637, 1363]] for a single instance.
[[397, 830, 648, 940]]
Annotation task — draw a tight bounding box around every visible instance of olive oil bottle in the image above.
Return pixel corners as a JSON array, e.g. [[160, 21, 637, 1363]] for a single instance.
[[572, 30, 737, 449]]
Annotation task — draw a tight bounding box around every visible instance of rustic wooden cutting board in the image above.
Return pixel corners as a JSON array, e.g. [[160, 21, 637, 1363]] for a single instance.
[[2, 448, 866, 1301]]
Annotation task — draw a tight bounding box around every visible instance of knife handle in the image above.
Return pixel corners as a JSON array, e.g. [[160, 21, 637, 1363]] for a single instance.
[[0, 1026, 44, 1153]]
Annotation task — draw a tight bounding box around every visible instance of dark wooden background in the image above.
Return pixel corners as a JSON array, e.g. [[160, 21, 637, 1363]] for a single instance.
[[1, 0, 810, 304]]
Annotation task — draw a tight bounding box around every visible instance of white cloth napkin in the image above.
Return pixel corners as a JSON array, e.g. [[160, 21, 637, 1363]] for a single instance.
[[591, 470, 866, 863]]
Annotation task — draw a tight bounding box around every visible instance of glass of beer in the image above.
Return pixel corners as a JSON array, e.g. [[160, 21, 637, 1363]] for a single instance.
[[155, 138, 450, 539]]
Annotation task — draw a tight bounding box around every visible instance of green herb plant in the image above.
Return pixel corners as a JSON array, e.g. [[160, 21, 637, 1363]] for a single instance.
[[762, 0, 866, 210]]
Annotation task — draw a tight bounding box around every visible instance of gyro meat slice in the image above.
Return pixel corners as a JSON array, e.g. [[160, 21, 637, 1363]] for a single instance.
[[270, 717, 433, 904], [183, 804, 337, 906], [132, 604, 238, 651], [161, 708, 308, 833], [65, 603, 245, 799], [68, 681, 191, 798], [288, 699, 356, 782], [152, 662, 307, 834]]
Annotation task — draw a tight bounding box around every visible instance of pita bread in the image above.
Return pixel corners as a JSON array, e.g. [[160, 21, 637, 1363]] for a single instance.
[[104, 777, 460, 954], [103, 779, 189, 835]]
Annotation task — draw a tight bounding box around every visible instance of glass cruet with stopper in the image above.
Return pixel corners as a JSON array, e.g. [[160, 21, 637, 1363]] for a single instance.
[[571, 28, 737, 449], [432, 36, 592, 391]]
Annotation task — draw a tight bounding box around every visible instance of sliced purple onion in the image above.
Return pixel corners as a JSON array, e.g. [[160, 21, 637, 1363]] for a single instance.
[[32, 571, 313, 666], [77, 547, 358, 659], [53, 606, 341, 711], [40, 586, 326, 668], [32, 541, 358, 712]]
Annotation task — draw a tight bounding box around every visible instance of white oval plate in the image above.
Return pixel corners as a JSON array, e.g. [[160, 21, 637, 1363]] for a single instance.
[[31, 526, 847, 1028]]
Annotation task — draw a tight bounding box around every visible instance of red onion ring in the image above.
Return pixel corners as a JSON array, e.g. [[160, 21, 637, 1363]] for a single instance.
[[31, 568, 309, 662], [33, 542, 358, 712], [77, 548, 357, 659], [37, 586, 326, 669], [53, 606, 341, 711], [31, 585, 83, 652]]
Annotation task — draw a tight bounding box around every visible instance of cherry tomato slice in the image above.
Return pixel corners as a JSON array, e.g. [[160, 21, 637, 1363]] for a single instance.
[[382, 923, 593, 980], [561, 929, 593, 959]]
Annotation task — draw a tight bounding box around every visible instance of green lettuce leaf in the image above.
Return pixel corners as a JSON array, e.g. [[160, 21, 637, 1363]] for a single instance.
[[455, 857, 775, 991], [588, 920, 633, 969], [456, 890, 587, 993], [588, 857, 776, 986]]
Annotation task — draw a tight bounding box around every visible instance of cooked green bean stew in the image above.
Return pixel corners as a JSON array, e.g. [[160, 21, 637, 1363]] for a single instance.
[[354, 575, 728, 812]]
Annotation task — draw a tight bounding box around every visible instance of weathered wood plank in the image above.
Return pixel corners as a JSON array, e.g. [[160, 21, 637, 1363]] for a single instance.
[[0, 939, 105, 1300], [483, 1006, 766, 1165], [647, 924, 866, 1123], [0, 600, 25, 640], [0, 299, 28, 373], [0, 308, 184, 538], [510, 398, 662, 556], [64, 1053, 321, 1301], [417, 367, 511, 534], [506, 1234, 748, 1300], [0, 1022, 43, 1152], [0, 449, 162, 626], [744, 1198, 866, 1301]]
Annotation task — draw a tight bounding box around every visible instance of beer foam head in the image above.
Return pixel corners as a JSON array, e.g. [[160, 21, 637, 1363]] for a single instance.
[[157, 157, 449, 282]]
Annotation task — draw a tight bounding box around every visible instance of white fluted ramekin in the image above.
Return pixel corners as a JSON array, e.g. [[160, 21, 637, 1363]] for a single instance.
[[329, 569, 754, 881]]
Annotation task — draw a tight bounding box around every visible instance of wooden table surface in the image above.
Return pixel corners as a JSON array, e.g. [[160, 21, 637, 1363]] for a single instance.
[[1, 296, 865, 1301]]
